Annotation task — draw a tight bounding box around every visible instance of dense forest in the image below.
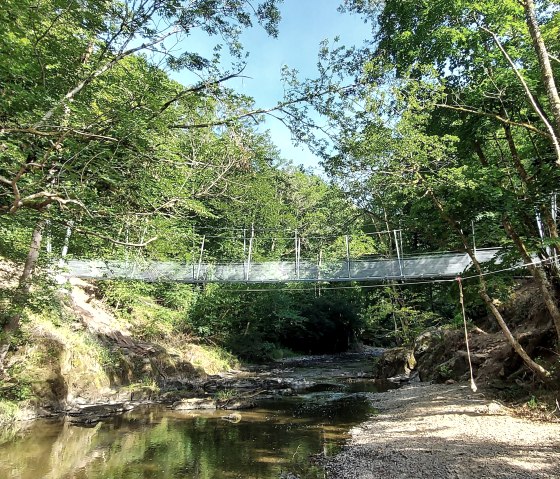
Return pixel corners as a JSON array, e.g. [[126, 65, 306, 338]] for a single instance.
[[1, 0, 560, 417]]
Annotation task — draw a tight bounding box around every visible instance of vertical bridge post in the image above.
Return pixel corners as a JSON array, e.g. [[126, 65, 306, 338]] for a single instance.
[[245, 224, 254, 281], [345, 234, 351, 279], [471, 220, 477, 256], [394, 229, 403, 277], [58, 221, 73, 268], [294, 230, 300, 279], [196, 235, 205, 281], [45, 219, 52, 255], [318, 247, 322, 280]]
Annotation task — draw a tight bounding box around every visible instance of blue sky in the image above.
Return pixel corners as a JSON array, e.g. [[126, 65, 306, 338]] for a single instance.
[[172, 0, 372, 172]]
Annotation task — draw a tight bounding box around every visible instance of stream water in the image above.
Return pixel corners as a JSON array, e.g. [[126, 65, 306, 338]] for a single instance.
[[0, 354, 394, 479]]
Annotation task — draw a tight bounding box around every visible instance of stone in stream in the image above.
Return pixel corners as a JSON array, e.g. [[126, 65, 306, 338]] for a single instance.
[[66, 402, 135, 424], [221, 412, 242, 423], [219, 399, 256, 410], [172, 397, 217, 410]]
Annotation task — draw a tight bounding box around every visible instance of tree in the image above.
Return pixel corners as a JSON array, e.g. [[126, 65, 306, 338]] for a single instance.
[[285, 0, 560, 378], [0, 0, 284, 366]]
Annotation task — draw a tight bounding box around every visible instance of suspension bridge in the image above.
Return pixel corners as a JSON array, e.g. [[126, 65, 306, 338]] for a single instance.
[[56, 226, 501, 283], [61, 248, 500, 283]]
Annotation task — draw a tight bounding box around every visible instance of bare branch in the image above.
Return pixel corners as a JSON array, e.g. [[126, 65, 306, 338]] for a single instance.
[[170, 86, 350, 130], [2, 187, 91, 215], [548, 52, 560, 65], [156, 68, 248, 117]]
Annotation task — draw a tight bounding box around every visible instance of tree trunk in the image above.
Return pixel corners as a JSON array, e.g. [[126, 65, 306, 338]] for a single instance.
[[523, 0, 560, 138], [501, 124, 560, 260], [0, 219, 45, 369], [423, 183, 551, 380], [476, 135, 560, 320], [502, 218, 560, 342], [479, 290, 550, 380]]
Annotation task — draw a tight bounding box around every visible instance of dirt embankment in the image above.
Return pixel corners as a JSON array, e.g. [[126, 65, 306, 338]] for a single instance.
[[326, 383, 560, 479], [373, 281, 558, 385], [1, 271, 236, 421]]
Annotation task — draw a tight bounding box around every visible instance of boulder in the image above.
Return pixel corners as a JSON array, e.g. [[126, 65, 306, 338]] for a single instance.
[[220, 399, 255, 410], [414, 329, 462, 382], [372, 347, 416, 379], [414, 328, 445, 354], [172, 397, 217, 410]]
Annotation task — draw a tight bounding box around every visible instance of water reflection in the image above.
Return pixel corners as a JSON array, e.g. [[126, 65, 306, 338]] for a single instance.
[[0, 396, 373, 479]]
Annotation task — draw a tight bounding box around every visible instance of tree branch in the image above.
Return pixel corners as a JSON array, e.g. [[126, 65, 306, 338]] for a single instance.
[[170, 86, 350, 129], [479, 23, 560, 165], [156, 68, 248, 118], [70, 225, 159, 247], [35, 27, 179, 128], [0, 126, 117, 142], [435, 103, 551, 139]]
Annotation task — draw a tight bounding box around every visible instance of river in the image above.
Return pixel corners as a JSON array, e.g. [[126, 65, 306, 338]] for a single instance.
[[0, 353, 394, 479]]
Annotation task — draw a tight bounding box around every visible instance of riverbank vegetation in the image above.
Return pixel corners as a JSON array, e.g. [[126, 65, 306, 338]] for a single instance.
[[2, 0, 560, 424]]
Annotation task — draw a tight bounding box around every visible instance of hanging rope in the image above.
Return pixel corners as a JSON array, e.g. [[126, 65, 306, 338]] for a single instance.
[[456, 276, 478, 392]]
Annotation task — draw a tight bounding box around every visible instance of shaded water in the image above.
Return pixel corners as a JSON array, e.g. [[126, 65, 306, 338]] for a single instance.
[[0, 355, 392, 479]]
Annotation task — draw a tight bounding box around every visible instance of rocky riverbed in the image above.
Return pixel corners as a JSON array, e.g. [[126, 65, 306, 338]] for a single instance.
[[325, 382, 560, 479], [0, 352, 391, 479]]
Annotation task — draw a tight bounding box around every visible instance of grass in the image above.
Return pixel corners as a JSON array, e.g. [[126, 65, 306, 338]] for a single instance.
[[0, 400, 24, 426], [214, 389, 239, 401]]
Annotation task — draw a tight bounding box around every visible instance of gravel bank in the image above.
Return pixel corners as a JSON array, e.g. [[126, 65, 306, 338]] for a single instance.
[[326, 383, 560, 479]]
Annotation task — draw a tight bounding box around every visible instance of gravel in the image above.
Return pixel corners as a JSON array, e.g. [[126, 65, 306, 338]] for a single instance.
[[325, 382, 560, 479]]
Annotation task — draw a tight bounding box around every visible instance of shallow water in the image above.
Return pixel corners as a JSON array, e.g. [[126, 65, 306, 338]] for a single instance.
[[0, 355, 391, 479]]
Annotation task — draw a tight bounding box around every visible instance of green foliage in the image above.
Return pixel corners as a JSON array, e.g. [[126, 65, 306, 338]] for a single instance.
[[187, 284, 365, 361], [214, 389, 239, 401], [0, 218, 35, 261], [437, 363, 453, 380], [124, 378, 160, 395], [359, 284, 450, 346], [0, 378, 33, 402]]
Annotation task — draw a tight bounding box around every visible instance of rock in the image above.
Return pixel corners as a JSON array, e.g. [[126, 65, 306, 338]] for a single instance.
[[66, 403, 130, 424], [172, 397, 217, 410], [372, 347, 416, 379], [220, 399, 255, 410], [433, 355, 469, 382], [221, 413, 242, 423], [414, 328, 444, 354], [414, 328, 465, 382], [475, 401, 508, 416]]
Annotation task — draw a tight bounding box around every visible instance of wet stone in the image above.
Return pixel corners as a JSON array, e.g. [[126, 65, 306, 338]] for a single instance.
[[172, 397, 217, 410]]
